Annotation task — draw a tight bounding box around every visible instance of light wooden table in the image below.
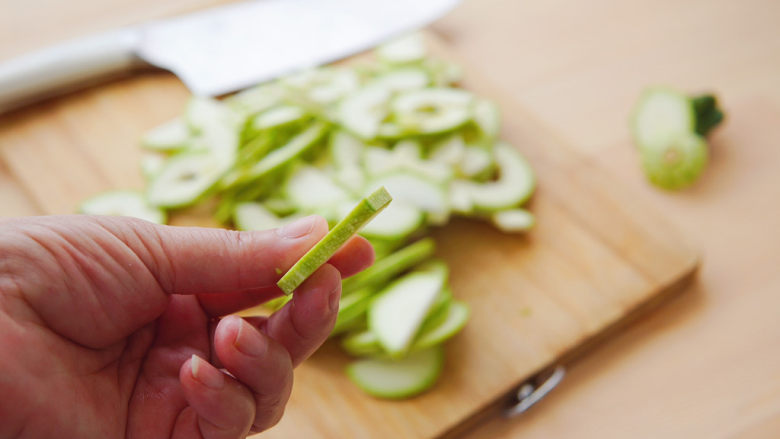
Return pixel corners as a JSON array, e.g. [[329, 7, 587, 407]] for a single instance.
[[2, 0, 780, 437]]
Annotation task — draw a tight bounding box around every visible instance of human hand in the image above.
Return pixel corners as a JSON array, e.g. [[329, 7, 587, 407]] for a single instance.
[[0, 215, 373, 438]]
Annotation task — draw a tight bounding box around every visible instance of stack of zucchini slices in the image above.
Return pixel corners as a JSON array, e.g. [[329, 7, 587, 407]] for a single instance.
[[80, 34, 537, 399]]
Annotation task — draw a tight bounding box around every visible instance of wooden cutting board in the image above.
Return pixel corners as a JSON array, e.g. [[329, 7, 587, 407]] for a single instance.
[[0, 36, 698, 438]]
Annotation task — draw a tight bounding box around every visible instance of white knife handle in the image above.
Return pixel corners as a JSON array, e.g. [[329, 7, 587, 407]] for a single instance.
[[0, 28, 145, 113]]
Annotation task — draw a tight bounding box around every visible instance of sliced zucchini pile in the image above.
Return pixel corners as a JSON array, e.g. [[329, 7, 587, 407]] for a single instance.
[[78, 33, 539, 399]]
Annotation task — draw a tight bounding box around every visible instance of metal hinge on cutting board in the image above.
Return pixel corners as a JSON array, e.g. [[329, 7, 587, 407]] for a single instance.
[[504, 365, 566, 417]]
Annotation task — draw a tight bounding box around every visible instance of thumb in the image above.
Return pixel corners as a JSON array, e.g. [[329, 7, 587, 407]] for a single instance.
[[1, 215, 327, 348], [126, 215, 328, 295]]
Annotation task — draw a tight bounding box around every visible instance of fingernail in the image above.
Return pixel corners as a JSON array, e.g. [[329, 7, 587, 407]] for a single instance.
[[190, 354, 224, 390], [233, 318, 266, 357], [277, 216, 316, 239], [328, 287, 341, 313]]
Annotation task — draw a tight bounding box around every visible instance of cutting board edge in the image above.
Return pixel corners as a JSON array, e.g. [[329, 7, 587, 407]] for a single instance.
[[439, 258, 700, 438]]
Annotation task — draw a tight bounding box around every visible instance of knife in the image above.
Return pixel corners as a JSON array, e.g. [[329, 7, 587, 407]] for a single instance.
[[0, 0, 460, 113]]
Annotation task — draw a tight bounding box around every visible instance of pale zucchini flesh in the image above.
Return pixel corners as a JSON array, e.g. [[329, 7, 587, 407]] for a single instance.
[[473, 99, 501, 140], [346, 346, 443, 399], [369, 68, 430, 92], [224, 122, 328, 188], [371, 173, 448, 217], [458, 145, 494, 178], [329, 131, 367, 191], [251, 105, 306, 131], [368, 266, 447, 356], [341, 296, 468, 357], [338, 86, 391, 139], [333, 288, 374, 335], [364, 145, 453, 184], [342, 238, 436, 295], [146, 151, 229, 208], [357, 201, 424, 241], [412, 301, 470, 350], [140, 153, 166, 180], [185, 97, 240, 134], [226, 83, 284, 116], [392, 88, 474, 135], [418, 287, 454, 332], [462, 142, 535, 212], [141, 118, 191, 151], [342, 330, 382, 357], [640, 130, 708, 190], [376, 33, 427, 65], [283, 67, 359, 105], [491, 208, 536, 232], [632, 87, 694, 151], [429, 135, 466, 166], [285, 166, 350, 213]]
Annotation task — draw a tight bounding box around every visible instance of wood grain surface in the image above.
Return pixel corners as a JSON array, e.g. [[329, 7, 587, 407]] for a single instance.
[[2, 0, 779, 437]]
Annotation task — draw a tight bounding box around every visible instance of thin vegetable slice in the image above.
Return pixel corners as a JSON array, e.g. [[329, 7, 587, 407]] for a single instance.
[[363, 146, 452, 184], [424, 58, 463, 86], [185, 97, 239, 133], [283, 67, 359, 105], [341, 296, 467, 357], [285, 166, 350, 214], [342, 330, 382, 357], [80, 190, 166, 224], [371, 172, 448, 217], [368, 265, 447, 356], [473, 99, 500, 140], [357, 201, 424, 241], [370, 68, 430, 92], [140, 153, 166, 180], [342, 238, 435, 295], [333, 288, 374, 335], [146, 151, 228, 208], [376, 33, 427, 65], [429, 135, 466, 166], [462, 142, 535, 212], [277, 187, 392, 295], [250, 105, 306, 131], [226, 83, 283, 116], [346, 346, 443, 399], [329, 131, 366, 190], [413, 301, 470, 350], [491, 208, 535, 232], [449, 180, 474, 214], [392, 88, 473, 135], [192, 123, 239, 166], [458, 145, 493, 179], [223, 122, 328, 189], [142, 118, 190, 151], [338, 86, 391, 139], [417, 287, 453, 332]]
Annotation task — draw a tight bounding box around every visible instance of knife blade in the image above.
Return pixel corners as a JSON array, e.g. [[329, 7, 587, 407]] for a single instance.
[[0, 0, 460, 113]]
